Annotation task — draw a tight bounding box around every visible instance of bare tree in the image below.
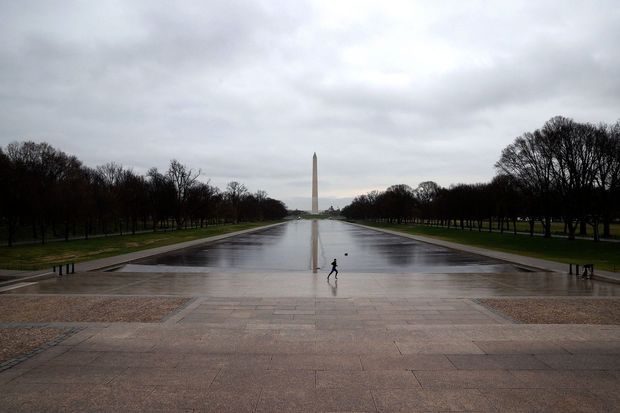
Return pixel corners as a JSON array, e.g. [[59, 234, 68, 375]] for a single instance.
[[167, 159, 201, 229], [591, 121, 620, 239], [496, 129, 555, 237], [544, 117, 599, 240], [225, 181, 248, 223]]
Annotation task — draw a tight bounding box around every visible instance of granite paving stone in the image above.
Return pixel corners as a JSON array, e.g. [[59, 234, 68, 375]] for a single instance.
[[12, 365, 125, 385], [179, 353, 272, 370], [589, 388, 620, 409], [269, 354, 363, 371], [396, 340, 486, 354], [140, 385, 209, 411], [480, 388, 568, 412], [255, 389, 317, 412], [43, 350, 103, 367], [557, 340, 620, 354], [534, 354, 620, 370], [112, 367, 219, 388], [317, 370, 420, 390], [210, 369, 315, 391], [473, 340, 569, 354], [67, 384, 156, 413], [0, 383, 96, 413], [549, 388, 616, 413], [360, 354, 455, 371], [88, 351, 185, 368], [370, 388, 430, 413], [509, 370, 620, 389], [447, 354, 551, 370], [314, 340, 399, 355], [373, 388, 495, 412], [200, 389, 262, 413], [315, 387, 377, 412], [414, 370, 526, 389]]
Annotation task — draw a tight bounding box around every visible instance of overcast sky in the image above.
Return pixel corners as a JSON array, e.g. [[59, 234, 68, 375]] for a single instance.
[[1, 1, 619, 210]]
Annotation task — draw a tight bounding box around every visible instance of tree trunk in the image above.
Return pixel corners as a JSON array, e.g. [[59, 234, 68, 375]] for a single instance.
[[7, 217, 15, 247], [543, 216, 551, 238], [579, 220, 587, 236], [593, 221, 600, 242], [603, 218, 611, 238], [566, 220, 576, 241]]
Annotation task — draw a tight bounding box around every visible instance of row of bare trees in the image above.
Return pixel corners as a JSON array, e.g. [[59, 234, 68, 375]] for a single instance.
[[0, 141, 287, 246], [342, 116, 620, 241]]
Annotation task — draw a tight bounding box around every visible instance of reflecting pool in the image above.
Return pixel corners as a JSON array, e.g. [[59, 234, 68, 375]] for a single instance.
[[119, 220, 527, 273]]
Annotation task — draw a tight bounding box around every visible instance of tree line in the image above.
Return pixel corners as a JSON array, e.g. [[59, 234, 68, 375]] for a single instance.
[[0, 141, 287, 246], [342, 116, 620, 241]]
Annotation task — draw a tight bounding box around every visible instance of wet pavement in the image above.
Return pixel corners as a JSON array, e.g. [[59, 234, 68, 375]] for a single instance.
[[120, 220, 525, 274], [5, 269, 620, 297]]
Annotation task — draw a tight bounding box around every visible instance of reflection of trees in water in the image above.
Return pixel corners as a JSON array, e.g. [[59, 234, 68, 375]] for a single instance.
[[347, 230, 504, 271]]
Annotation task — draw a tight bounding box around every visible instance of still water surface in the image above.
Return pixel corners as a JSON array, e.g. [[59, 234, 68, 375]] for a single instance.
[[120, 220, 524, 273]]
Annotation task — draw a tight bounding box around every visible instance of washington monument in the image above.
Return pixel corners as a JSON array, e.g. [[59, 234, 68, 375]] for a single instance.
[[312, 152, 318, 213]]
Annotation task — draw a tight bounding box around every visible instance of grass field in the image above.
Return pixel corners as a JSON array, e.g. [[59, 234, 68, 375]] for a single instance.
[[0, 222, 279, 271], [362, 222, 620, 273]]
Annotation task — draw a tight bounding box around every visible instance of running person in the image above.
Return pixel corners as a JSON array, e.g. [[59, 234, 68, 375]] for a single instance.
[[327, 258, 338, 279]]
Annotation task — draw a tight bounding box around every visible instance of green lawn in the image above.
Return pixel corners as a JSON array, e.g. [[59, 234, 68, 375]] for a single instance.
[[0, 222, 279, 271], [362, 222, 620, 273]]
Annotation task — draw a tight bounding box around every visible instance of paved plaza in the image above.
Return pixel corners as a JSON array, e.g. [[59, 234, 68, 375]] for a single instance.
[[1, 222, 619, 412]]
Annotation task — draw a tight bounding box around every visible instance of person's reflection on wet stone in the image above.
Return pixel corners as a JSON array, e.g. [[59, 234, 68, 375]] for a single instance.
[[328, 278, 338, 296]]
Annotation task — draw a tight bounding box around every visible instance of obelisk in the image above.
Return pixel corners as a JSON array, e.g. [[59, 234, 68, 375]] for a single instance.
[[312, 152, 318, 213]]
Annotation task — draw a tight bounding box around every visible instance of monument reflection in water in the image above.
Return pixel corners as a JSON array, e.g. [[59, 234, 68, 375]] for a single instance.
[[120, 220, 524, 273], [311, 220, 318, 273]]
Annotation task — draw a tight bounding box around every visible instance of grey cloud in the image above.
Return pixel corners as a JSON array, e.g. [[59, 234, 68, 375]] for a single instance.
[[1, 1, 619, 210]]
